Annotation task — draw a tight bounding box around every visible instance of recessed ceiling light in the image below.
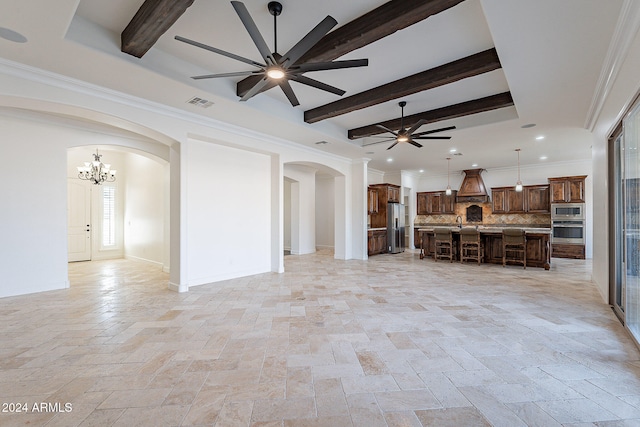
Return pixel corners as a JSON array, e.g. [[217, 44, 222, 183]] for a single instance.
[[419, 169, 424, 173], [472, 163, 478, 167], [449, 148, 457, 153], [387, 158, 393, 162], [535, 136, 545, 141], [521, 123, 536, 128], [540, 155, 548, 160], [0, 27, 27, 43]]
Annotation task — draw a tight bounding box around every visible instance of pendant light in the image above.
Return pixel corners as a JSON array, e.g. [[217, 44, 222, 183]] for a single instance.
[[514, 148, 523, 192], [445, 157, 452, 196]]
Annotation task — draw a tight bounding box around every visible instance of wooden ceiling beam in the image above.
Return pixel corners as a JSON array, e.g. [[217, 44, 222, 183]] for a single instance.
[[237, 0, 464, 97], [305, 48, 501, 124], [121, 0, 194, 58], [347, 92, 514, 139]]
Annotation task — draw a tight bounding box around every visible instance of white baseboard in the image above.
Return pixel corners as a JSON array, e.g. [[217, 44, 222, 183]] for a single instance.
[[125, 255, 164, 269], [168, 281, 188, 293]]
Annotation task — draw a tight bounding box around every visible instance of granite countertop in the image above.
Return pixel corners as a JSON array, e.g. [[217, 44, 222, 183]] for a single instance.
[[415, 226, 551, 234], [368, 227, 387, 231]]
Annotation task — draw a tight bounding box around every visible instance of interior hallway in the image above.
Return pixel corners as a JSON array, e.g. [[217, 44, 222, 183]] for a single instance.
[[1, 251, 639, 426]]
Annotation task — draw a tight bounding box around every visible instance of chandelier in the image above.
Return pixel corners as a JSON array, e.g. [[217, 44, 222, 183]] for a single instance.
[[77, 149, 116, 185]]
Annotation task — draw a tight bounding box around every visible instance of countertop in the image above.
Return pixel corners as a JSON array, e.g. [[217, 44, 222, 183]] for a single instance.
[[415, 226, 551, 234]]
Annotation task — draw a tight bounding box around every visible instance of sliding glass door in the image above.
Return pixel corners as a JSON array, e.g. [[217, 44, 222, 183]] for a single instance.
[[624, 101, 640, 342]]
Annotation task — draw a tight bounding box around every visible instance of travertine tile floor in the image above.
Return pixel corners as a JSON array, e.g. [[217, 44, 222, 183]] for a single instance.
[[1, 249, 640, 426]]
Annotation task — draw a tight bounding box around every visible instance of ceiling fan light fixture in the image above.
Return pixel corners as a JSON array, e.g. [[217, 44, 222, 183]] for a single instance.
[[397, 134, 409, 143], [266, 67, 285, 79]]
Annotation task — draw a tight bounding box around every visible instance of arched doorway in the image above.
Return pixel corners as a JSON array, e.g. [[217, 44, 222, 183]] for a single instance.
[[283, 162, 344, 258], [67, 146, 169, 270], [0, 102, 182, 297]]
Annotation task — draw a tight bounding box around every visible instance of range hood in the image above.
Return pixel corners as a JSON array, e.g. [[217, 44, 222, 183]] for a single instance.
[[456, 169, 489, 203]]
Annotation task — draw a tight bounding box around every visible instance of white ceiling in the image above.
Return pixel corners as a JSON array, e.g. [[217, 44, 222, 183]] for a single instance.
[[0, 0, 625, 177]]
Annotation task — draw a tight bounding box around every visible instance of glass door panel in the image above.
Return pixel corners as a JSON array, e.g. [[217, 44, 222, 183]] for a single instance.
[[624, 100, 640, 342]]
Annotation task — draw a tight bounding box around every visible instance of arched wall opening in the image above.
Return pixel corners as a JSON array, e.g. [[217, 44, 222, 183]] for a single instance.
[[0, 103, 181, 297], [67, 146, 169, 271], [283, 161, 345, 258]]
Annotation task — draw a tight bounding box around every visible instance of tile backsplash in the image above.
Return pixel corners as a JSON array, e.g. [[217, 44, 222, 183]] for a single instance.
[[414, 202, 551, 227]]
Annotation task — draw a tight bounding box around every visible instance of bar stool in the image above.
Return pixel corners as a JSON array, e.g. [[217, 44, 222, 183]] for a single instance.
[[460, 228, 483, 265], [502, 228, 526, 269], [434, 228, 455, 262]]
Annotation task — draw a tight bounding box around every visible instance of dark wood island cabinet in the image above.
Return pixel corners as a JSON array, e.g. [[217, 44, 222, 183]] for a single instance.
[[417, 228, 551, 269]]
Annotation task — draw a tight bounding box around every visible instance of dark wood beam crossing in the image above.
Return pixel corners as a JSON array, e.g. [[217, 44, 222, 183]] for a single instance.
[[305, 48, 501, 124], [237, 0, 465, 97], [347, 92, 515, 139], [121, 0, 194, 58]]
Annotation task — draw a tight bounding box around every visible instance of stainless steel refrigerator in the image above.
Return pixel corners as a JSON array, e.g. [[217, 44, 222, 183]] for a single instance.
[[387, 203, 405, 254]]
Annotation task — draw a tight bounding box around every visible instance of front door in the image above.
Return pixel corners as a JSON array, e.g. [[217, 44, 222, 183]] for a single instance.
[[68, 179, 91, 262]]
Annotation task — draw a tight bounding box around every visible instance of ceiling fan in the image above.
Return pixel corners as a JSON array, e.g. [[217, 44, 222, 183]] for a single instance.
[[175, 1, 368, 107], [364, 101, 456, 150]]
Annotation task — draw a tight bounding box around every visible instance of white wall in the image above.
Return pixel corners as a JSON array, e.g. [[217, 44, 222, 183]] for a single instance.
[[591, 4, 640, 303], [284, 178, 292, 251], [0, 115, 69, 297], [124, 152, 167, 268], [284, 164, 317, 255], [185, 139, 271, 286], [316, 176, 335, 250]]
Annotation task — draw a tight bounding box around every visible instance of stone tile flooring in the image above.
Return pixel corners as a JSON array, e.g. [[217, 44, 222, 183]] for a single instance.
[[1, 250, 640, 426]]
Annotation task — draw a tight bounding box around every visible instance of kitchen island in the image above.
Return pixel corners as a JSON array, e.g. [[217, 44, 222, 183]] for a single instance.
[[416, 227, 551, 270]]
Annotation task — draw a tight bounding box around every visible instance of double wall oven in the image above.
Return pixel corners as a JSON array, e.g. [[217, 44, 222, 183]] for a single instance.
[[551, 203, 585, 244]]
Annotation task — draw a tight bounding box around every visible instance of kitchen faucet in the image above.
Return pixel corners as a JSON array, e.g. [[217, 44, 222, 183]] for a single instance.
[[456, 215, 463, 228]]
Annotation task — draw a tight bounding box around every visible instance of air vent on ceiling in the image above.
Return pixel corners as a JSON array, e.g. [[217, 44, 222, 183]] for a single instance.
[[186, 96, 214, 108], [315, 141, 329, 145]]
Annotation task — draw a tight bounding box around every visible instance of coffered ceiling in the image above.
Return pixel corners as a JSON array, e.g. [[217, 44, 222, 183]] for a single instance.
[[0, 0, 626, 176]]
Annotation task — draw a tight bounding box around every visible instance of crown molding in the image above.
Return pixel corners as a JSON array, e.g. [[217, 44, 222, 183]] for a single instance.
[[584, 0, 640, 131], [0, 57, 353, 165]]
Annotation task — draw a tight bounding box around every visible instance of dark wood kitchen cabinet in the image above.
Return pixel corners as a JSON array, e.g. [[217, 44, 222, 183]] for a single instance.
[[367, 187, 379, 214], [369, 183, 400, 228], [548, 176, 586, 203], [492, 188, 507, 213], [492, 184, 550, 213], [368, 229, 387, 255], [491, 187, 525, 213], [526, 185, 551, 213], [417, 191, 456, 215]]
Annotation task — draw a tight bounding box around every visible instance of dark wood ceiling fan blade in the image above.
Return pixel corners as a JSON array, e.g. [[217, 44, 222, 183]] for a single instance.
[[295, 58, 369, 72], [290, 75, 345, 96], [192, 70, 263, 79], [175, 35, 265, 68], [408, 139, 423, 148], [231, 1, 276, 65], [412, 136, 452, 140], [387, 141, 399, 150], [406, 119, 427, 135], [240, 76, 271, 101], [278, 80, 300, 107], [375, 124, 398, 136], [413, 125, 457, 136], [281, 16, 337, 67]]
